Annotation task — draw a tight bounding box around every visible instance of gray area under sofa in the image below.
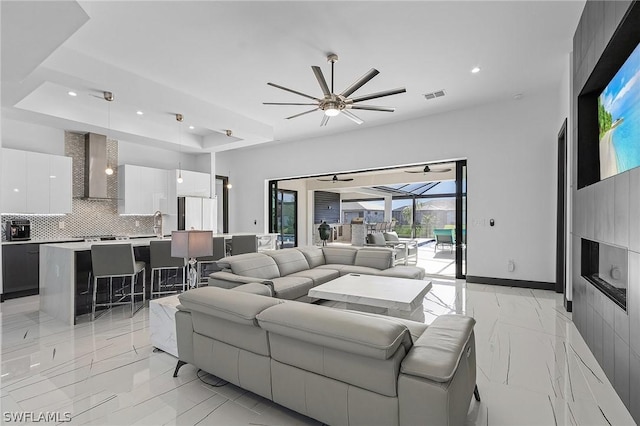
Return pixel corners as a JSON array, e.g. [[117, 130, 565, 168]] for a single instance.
[[174, 286, 479, 426], [208, 246, 426, 301]]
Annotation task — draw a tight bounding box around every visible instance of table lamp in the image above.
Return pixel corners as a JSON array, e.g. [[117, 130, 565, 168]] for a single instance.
[[171, 230, 213, 289]]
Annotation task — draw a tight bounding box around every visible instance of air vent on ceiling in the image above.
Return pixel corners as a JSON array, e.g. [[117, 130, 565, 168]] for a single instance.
[[424, 90, 446, 100]]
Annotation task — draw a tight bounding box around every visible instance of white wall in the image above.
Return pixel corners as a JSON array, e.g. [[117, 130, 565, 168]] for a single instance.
[[118, 139, 201, 172], [218, 86, 562, 283], [1, 117, 65, 155]]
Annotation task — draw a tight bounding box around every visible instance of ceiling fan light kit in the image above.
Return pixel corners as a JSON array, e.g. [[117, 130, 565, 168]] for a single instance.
[[265, 53, 406, 127]]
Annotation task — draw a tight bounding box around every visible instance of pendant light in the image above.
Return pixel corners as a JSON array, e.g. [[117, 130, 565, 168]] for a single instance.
[[104, 91, 114, 175], [176, 113, 184, 183]]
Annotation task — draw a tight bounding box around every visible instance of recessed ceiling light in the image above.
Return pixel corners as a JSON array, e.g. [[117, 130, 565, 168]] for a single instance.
[[68, 91, 77, 97], [189, 125, 194, 130], [471, 67, 481, 74], [136, 110, 144, 115]]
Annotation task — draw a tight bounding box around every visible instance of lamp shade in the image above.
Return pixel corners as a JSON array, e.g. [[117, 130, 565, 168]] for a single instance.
[[171, 230, 213, 258]]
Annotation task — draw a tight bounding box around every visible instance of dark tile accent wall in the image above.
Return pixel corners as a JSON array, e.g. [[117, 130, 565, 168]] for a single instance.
[[314, 191, 340, 224], [571, 1, 639, 420], [1, 132, 154, 241]]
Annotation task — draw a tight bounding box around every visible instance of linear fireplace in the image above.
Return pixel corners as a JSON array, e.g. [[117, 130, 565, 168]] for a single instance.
[[581, 239, 628, 311]]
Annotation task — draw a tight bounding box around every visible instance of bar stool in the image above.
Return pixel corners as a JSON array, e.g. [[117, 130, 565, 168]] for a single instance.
[[231, 234, 258, 255], [196, 237, 226, 284], [90, 243, 146, 321], [150, 240, 186, 297]]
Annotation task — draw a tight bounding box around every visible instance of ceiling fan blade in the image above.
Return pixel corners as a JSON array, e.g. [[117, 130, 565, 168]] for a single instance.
[[340, 68, 379, 98], [341, 178, 354, 181], [341, 110, 364, 125], [263, 102, 319, 106], [312, 66, 331, 97], [320, 114, 330, 127], [285, 108, 319, 120], [350, 87, 406, 103], [267, 82, 320, 101], [348, 105, 395, 112]]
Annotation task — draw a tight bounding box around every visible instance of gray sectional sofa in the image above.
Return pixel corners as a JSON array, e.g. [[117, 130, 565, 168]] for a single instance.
[[175, 286, 479, 426], [208, 245, 425, 301]]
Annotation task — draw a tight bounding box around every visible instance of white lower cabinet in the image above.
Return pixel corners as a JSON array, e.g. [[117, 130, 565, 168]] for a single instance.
[[0, 148, 72, 214]]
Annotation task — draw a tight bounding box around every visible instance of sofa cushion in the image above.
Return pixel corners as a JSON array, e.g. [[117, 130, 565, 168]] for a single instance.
[[334, 265, 385, 276], [321, 246, 358, 265], [264, 249, 311, 276], [295, 246, 326, 268], [257, 302, 412, 360], [367, 233, 386, 246], [354, 247, 393, 269], [270, 276, 315, 300], [383, 231, 400, 242], [232, 282, 273, 297], [218, 253, 280, 280], [289, 268, 339, 285], [178, 286, 282, 326], [377, 266, 426, 280], [400, 315, 475, 382]]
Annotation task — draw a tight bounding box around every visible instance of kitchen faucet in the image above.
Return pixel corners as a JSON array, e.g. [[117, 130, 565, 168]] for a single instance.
[[153, 211, 163, 238]]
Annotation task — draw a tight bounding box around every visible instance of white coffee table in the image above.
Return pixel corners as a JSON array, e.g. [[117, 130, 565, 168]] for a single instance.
[[308, 274, 432, 322], [149, 294, 180, 357]]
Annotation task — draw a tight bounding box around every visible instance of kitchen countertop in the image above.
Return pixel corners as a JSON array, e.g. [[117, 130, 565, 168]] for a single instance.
[[1, 234, 164, 246], [39, 232, 280, 252]]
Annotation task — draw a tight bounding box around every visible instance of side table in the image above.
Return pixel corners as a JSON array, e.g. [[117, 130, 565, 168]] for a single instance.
[[149, 294, 180, 357]]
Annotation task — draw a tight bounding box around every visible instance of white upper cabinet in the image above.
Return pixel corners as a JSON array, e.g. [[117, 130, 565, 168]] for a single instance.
[[175, 170, 211, 197], [49, 155, 73, 214], [118, 164, 169, 215], [0, 149, 72, 214], [1, 149, 27, 213], [26, 152, 50, 213]]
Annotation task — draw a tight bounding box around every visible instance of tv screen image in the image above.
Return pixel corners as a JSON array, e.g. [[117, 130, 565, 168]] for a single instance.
[[598, 42, 640, 179]]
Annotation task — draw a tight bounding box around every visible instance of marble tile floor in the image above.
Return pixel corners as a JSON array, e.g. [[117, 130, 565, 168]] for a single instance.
[[0, 280, 635, 425]]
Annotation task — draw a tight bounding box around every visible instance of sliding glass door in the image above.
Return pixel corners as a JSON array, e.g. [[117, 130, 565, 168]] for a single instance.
[[269, 181, 298, 248]]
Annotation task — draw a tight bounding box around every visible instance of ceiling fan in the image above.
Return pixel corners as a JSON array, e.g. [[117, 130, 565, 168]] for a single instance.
[[405, 165, 452, 174], [317, 174, 354, 182], [264, 53, 406, 126]]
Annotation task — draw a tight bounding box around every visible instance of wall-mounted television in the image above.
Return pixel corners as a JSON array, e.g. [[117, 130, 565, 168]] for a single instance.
[[598, 42, 640, 180], [577, 2, 640, 189]]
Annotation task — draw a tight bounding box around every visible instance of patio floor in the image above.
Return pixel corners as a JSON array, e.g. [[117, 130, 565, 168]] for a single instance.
[[326, 237, 462, 278]]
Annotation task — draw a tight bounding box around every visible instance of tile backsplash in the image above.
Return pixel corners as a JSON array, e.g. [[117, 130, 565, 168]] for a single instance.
[[1, 132, 154, 241]]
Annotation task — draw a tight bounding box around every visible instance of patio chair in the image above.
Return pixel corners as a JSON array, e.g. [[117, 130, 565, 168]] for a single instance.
[[383, 231, 418, 265], [366, 232, 417, 266], [434, 228, 455, 252]]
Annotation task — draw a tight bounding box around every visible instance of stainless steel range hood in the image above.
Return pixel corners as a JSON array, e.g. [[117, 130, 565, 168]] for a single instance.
[[84, 133, 108, 199]]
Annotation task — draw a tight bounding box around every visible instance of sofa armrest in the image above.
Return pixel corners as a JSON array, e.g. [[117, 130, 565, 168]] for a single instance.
[[401, 315, 475, 382]]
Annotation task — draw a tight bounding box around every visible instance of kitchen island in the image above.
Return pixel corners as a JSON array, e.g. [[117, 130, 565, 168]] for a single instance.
[[40, 233, 279, 325]]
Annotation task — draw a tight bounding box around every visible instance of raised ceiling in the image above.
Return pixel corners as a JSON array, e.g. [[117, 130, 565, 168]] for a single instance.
[[1, 1, 585, 153]]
